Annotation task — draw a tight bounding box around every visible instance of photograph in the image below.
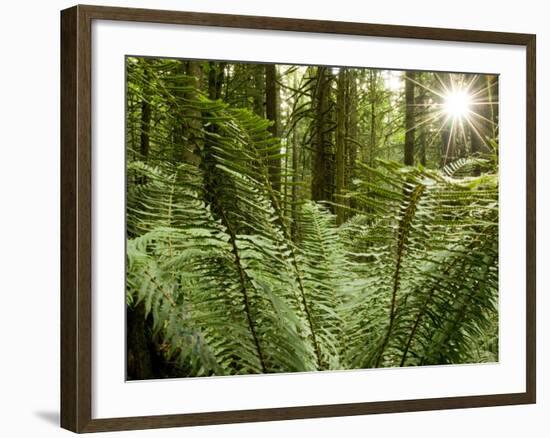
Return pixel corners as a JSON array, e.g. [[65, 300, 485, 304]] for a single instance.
[[125, 57, 500, 380]]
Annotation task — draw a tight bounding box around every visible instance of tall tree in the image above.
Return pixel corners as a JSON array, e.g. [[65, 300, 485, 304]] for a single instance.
[[252, 65, 265, 118], [366, 70, 378, 165], [127, 58, 154, 380], [139, 63, 151, 161], [335, 68, 347, 224], [345, 69, 358, 184], [208, 61, 225, 100], [487, 74, 499, 139], [415, 73, 429, 166], [311, 67, 332, 202], [203, 61, 226, 215], [182, 61, 203, 166], [265, 64, 281, 192], [470, 74, 494, 155], [404, 71, 416, 166]]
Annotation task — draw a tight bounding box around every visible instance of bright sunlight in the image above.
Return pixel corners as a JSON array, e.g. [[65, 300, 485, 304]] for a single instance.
[[443, 89, 472, 119]]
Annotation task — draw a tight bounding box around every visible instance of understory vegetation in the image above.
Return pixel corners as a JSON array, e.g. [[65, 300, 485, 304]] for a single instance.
[[125, 57, 499, 379]]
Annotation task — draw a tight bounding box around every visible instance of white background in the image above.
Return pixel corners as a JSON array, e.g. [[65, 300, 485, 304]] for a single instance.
[[0, 0, 546, 437]]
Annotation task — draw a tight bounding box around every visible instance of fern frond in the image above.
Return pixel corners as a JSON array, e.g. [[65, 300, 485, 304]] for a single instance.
[[296, 202, 352, 369], [342, 160, 498, 368]]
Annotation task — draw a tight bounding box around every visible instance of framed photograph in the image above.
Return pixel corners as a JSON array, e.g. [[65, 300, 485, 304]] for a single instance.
[[60, 4, 536, 433]]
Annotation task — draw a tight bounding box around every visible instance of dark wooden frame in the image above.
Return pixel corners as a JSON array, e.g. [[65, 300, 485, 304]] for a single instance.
[[61, 4, 536, 433]]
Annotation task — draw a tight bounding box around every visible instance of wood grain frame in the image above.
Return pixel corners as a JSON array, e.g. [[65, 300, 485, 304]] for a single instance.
[[60, 4, 536, 433]]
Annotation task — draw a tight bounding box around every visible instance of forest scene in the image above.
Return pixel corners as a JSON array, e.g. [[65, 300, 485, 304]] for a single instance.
[[125, 56, 499, 380]]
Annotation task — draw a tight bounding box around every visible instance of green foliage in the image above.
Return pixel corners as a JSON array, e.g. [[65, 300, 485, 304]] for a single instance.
[[341, 160, 498, 368], [126, 57, 499, 378]]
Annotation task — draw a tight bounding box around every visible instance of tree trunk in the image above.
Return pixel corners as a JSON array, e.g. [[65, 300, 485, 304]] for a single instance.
[[265, 64, 281, 192], [404, 71, 415, 166], [419, 125, 427, 166], [417, 85, 427, 166], [139, 64, 151, 160], [126, 302, 153, 380], [208, 62, 225, 100], [346, 70, 359, 213], [182, 61, 203, 166], [291, 127, 299, 241], [311, 67, 331, 202], [367, 70, 377, 165], [128, 64, 154, 378], [203, 62, 226, 216], [252, 65, 265, 118], [487, 74, 499, 139], [347, 71, 358, 175], [335, 69, 347, 225], [470, 74, 493, 156]]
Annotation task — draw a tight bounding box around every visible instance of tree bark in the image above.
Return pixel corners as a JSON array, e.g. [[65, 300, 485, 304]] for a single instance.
[[265, 64, 281, 192], [470, 74, 493, 156], [487, 74, 499, 139], [203, 61, 226, 217], [311, 67, 331, 202], [404, 71, 415, 166], [335, 69, 347, 225], [126, 302, 153, 380], [367, 70, 377, 165], [346, 70, 359, 213], [128, 65, 154, 378], [139, 63, 151, 160], [346, 70, 358, 184], [417, 84, 428, 166], [291, 127, 299, 240], [181, 61, 203, 166], [252, 65, 265, 118], [208, 62, 225, 101]]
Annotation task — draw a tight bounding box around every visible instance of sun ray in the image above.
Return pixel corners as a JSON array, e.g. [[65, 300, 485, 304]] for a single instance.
[[420, 113, 453, 163], [464, 115, 490, 150], [468, 80, 498, 102], [464, 74, 479, 93], [406, 103, 443, 107], [434, 73, 451, 95], [443, 118, 456, 165], [459, 117, 469, 152], [404, 74, 447, 99], [404, 109, 448, 134], [401, 71, 497, 165], [466, 109, 498, 126]]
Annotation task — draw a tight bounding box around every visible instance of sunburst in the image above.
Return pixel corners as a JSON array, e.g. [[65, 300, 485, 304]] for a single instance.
[[443, 89, 472, 119], [402, 72, 498, 165]]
